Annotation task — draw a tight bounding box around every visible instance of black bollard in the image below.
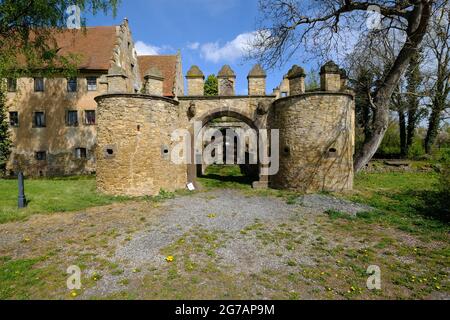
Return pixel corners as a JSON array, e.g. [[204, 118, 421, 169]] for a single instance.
[[18, 172, 27, 208]]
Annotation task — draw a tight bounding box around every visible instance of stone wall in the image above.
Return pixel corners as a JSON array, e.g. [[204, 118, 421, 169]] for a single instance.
[[95, 94, 187, 196], [270, 92, 355, 192], [6, 75, 104, 176]]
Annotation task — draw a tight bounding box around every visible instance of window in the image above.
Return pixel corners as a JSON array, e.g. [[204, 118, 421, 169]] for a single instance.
[[67, 78, 77, 92], [84, 110, 96, 125], [9, 112, 19, 127], [34, 77, 44, 92], [281, 92, 288, 97], [66, 110, 78, 127], [75, 148, 87, 159], [87, 77, 97, 91], [7, 78, 17, 92], [34, 112, 46, 128], [35, 151, 47, 161]]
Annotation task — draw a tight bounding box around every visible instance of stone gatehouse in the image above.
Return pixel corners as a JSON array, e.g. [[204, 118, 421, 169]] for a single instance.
[[95, 62, 355, 196]]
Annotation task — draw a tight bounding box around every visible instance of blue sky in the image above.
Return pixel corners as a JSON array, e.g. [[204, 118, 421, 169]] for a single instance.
[[83, 0, 310, 94]]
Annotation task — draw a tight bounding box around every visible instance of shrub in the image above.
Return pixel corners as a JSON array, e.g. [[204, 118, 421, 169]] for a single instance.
[[436, 163, 450, 222], [408, 138, 426, 160]]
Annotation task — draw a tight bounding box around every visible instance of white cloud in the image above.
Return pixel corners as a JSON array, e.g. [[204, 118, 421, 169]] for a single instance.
[[199, 32, 258, 63], [135, 41, 161, 55], [187, 42, 200, 50]]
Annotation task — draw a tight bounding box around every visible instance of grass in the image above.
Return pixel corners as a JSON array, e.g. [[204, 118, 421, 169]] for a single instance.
[[197, 165, 254, 190], [0, 176, 130, 224], [341, 171, 449, 240]]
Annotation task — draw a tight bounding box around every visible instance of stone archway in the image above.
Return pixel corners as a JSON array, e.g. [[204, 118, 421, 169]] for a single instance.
[[187, 107, 266, 189]]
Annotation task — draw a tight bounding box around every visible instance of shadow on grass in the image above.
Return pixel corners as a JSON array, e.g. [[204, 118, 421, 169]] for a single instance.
[[405, 190, 450, 224], [199, 173, 254, 185]]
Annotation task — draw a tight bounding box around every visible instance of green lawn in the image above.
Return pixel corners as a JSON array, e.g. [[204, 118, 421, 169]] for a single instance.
[[342, 172, 448, 240], [0, 176, 130, 224]]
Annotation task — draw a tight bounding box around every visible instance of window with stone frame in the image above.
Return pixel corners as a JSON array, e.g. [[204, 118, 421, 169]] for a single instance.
[[67, 78, 78, 92], [87, 77, 98, 91], [9, 112, 19, 127], [34, 77, 44, 92], [75, 148, 87, 159], [7, 78, 17, 92], [66, 110, 79, 127], [35, 151, 47, 161], [34, 112, 46, 128], [281, 92, 288, 97], [84, 110, 96, 125]]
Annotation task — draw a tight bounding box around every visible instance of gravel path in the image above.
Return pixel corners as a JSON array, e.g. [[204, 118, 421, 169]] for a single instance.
[[115, 190, 372, 267], [84, 190, 374, 297]]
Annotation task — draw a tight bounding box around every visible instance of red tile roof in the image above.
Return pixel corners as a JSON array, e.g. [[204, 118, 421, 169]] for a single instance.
[[138, 55, 178, 97], [53, 26, 117, 70]]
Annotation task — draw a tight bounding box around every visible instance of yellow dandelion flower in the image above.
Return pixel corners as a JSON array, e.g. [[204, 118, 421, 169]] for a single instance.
[[71, 291, 78, 298], [208, 214, 216, 219], [166, 256, 174, 263]]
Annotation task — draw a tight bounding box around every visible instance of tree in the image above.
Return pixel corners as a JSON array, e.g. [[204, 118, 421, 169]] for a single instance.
[[0, 83, 11, 175], [423, 2, 450, 154], [405, 52, 424, 153], [305, 69, 320, 91], [252, 0, 435, 172], [0, 0, 119, 78], [204, 74, 218, 96]]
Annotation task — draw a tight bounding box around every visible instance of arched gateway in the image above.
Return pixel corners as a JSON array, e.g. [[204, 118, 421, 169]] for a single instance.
[[95, 62, 355, 196]]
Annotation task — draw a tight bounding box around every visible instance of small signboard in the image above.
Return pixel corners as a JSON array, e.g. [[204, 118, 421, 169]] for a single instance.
[[187, 183, 195, 191]]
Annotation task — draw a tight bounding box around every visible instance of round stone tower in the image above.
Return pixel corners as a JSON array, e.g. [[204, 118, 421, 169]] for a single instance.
[[270, 61, 355, 192]]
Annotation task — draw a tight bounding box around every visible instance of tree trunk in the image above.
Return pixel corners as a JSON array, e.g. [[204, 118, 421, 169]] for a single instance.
[[406, 51, 421, 151], [425, 100, 444, 154], [354, 1, 432, 172], [399, 110, 408, 157]]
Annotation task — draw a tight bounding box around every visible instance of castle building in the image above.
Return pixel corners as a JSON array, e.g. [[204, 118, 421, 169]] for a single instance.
[[5, 19, 181, 176], [5, 21, 355, 195]]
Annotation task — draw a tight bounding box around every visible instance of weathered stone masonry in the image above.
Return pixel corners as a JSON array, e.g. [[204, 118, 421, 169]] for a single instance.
[[95, 61, 355, 196]]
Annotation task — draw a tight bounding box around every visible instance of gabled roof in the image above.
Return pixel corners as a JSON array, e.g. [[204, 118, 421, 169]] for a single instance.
[[51, 26, 117, 70], [138, 55, 178, 97]]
